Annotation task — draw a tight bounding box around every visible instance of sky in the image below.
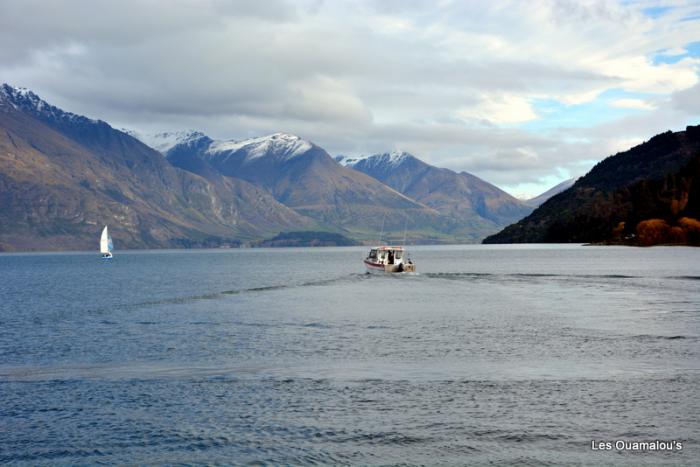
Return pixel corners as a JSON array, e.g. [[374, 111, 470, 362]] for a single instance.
[[1, 0, 699, 198]]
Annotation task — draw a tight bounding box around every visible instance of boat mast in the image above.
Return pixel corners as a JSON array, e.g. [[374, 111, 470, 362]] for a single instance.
[[402, 216, 408, 245], [378, 212, 386, 245]]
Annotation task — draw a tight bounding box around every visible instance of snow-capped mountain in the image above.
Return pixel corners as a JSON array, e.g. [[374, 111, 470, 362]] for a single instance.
[[0, 84, 310, 250], [132, 130, 316, 162], [141, 131, 331, 188], [126, 129, 210, 155], [208, 133, 313, 163], [340, 150, 533, 237], [337, 150, 410, 170], [153, 130, 441, 235], [140, 131, 534, 241], [0, 83, 145, 159], [337, 151, 428, 192], [0, 84, 101, 127]]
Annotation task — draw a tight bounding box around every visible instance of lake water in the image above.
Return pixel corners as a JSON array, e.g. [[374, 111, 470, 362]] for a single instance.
[[1, 245, 699, 465]]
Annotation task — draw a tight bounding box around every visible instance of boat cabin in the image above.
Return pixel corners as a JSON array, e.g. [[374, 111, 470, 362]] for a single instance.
[[364, 245, 415, 273], [368, 246, 404, 265]]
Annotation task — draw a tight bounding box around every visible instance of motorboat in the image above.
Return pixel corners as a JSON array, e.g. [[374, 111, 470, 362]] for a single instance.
[[363, 245, 415, 273]]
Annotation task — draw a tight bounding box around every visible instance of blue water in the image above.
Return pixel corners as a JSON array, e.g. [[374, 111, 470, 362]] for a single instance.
[[1, 245, 699, 465]]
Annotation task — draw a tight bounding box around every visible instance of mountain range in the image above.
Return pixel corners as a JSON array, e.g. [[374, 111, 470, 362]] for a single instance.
[[149, 131, 446, 241], [0, 84, 546, 250], [0, 84, 310, 250], [484, 125, 700, 245], [134, 131, 537, 244]]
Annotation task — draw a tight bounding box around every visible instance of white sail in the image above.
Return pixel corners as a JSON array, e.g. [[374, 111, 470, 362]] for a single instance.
[[100, 226, 111, 254]]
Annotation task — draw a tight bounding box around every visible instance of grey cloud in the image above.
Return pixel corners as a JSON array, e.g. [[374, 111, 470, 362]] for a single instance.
[[1, 0, 697, 195], [1, 0, 615, 120], [672, 82, 700, 115]]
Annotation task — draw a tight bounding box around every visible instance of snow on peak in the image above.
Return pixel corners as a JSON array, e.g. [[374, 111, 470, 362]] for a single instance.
[[0, 83, 98, 124], [384, 150, 410, 165], [335, 155, 356, 166], [207, 132, 313, 161], [127, 129, 208, 154], [0, 84, 39, 108], [339, 150, 413, 169]]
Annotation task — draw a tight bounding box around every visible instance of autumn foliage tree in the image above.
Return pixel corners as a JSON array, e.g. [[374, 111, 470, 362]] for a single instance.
[[679, 217, 700, 245], [636, 219, 671, 246], [635, 216, 700, 246]]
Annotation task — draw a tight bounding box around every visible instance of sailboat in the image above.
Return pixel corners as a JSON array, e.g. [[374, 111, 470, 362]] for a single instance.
[[100, 225, 113, 259]]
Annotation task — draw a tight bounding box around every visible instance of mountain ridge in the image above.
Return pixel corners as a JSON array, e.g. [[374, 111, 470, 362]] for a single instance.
[[150, 131, 452, 241], [483, 125, 700, 245]]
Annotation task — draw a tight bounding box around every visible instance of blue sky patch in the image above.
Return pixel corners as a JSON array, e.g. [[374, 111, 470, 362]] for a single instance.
[[653, 40, 700, 64], [642, 6, 673, 18], [519, 89, 656, 132], [686, 41, 700, 56]]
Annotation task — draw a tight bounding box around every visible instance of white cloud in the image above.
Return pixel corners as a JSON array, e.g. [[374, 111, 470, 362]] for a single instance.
[[457, 94, 538, 124], [594, 56, 698, 95], [604, 137, 647, 155], [660, 46, 688, 56], [609, 98, 656, 110]]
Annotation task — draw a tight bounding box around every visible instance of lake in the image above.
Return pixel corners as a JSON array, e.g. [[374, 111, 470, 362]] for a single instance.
[[1, 245, 698, 465]]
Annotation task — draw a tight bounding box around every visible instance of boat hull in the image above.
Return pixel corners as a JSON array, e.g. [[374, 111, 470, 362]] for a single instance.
[[363, 259, 415, 274], [364, 260, 386, 273]]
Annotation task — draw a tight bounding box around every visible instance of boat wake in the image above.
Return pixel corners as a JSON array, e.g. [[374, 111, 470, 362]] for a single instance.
[[88, 273, 371, 313], [422, 272, 642, 280], [422, 272, 700, 282], [87, 271, 698, 314]]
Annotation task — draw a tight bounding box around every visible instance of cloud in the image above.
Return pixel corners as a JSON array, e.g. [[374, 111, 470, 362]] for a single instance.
[[610, 98, 656, 110], [672, 81, 700, 114], [1, 0, 698, 195], [457, 94, 538, 124]]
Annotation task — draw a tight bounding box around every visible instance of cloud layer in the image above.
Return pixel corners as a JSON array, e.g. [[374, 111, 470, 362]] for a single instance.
[[1, 0, 699, 196]]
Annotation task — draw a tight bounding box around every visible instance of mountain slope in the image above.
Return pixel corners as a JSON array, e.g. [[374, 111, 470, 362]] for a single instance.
[[483, 126, 700, 244], [338, 151, 533, 240], [156, 132, 449, 241], [0, 85, 310, 250], [524, 178, 575, 207]]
